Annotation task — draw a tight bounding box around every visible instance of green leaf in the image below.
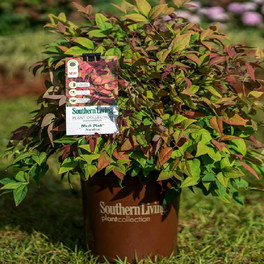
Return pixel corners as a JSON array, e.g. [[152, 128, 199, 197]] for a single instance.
[[223, 167, 245, 178], [88, 30, 107, 38], [112, 164, 126, 174], [136, 134, 148, 147], [149, 4, 168, 19], [158, 170, 174, 181], [105, 47, 122, 59], [0, 178, 16, 185], [13, 153, 33, 165], [156, 49, 171, 63], [248, 91, 263, 98], [208, 148, 222, 161], [186, 159, 201, 178], [74, 37, 94, 49], [202, 173, 216, 181], [65, 46, 90, 56], [135, 0, 151, 17], [229, 139, 247, 156], [32, 152, 47, 166], [169, 114, 187, 125], [105, 165, 114, 175], [124, 14, 149, 22], [78, 154, 100, 164], [216, 180, 226, 197], [15, 171, 27, 182], [95, 13, 113, 31], [82, 164, 97, 179], [220, 157, 231, 169], [173, 0, 189, 8], [59, 157, 78, 174], [54, 136, 78, 144], [87, 165, 97, 178], [30, 163, 49, 184], [181, 176, 200, 188], [163, 187, 180, 204], [181, 119, 196, 130], [196, 142, 210, 157], [130, 152, 147, 167], [1, 182, 23, 190], [172, 34, 191, 53], [116, 159, 130, 165], [217, 172, 228, 187], [13, 185, 28, 206]]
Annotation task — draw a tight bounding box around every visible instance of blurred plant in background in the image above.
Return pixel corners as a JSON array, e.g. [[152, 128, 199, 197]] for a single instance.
[[179, 0, 264, 27], [0, 0, 85, 36]]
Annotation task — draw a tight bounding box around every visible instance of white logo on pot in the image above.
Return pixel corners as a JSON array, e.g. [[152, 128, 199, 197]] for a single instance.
[[99, 201, 167, 223]]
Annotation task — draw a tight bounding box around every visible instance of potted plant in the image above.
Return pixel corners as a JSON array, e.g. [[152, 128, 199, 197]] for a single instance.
[[1, 0, 264, 262]]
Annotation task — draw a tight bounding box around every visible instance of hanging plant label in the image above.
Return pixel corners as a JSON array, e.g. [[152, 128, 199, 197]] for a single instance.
[[65, 56, 119, 135]]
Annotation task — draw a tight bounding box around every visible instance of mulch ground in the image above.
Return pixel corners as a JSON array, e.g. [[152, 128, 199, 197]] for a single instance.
[[0, 73, 45, 99]]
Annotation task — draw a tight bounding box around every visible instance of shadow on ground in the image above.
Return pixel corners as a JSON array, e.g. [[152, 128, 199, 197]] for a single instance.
[[0, 168, 84, 250]]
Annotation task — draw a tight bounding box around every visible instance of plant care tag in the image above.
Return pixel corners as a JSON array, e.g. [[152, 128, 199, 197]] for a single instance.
[[65, 56, 119, 135]]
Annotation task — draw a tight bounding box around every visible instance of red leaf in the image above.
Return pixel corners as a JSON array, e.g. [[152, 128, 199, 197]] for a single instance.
[[226, 76, 244, 95], [157, 147, 173, 168], [202, 41, 212, 50], [89, 136, 98, 153], [249, 135, 263, 148], [209, 116, 223, 135], [184, 110, 205, 118], [113, 170, 124, 180], [211, 139, 227, 152], [219, 135, 241, 141], [181, 89, 197, 97], [182, 77, 192, 88], [72, 2, 93, 15], [223, 114, 247, 126], [121, 139, 134, 151], [97, 152, 111, 172], [186, 54, 201, 65], [226, 46, 236, 58], [61, 145, 71, 161], [231, 153, 243, 160], [10, 126, 28, 141], [113, 150, 130, 165], [52, 123, 66, 131], [57, 22, 66, 34], [238, 161, 259, 180], [246, 63, 256, 81], [210, 56, 226, 66]]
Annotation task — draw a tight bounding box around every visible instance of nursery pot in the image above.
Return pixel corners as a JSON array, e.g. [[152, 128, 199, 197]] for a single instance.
[[81, 174, 180, 263]]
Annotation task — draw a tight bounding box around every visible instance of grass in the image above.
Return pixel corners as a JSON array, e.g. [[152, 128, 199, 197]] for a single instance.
[[0, 31, 55, 79], [0, 96, 264, 263]]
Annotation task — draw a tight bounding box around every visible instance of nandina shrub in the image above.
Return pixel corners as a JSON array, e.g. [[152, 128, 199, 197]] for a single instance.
[[1, 0, 264, 205]]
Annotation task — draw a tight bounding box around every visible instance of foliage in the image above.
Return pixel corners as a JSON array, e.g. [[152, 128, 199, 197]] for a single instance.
[[1, 0, 264, 206]]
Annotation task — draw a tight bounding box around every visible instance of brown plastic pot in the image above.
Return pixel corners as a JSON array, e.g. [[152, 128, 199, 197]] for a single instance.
[[81, 174, 180, 263]]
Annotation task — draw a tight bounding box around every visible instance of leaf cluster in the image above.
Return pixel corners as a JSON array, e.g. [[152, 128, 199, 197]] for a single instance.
[[2, 0, 264, 205]]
